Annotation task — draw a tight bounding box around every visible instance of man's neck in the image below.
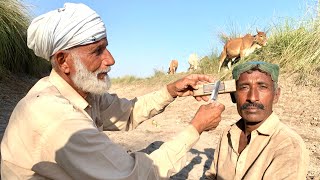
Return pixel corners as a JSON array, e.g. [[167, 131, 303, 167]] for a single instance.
[[76, 88, 88, 99], [244, 121, 264, 135], [237, 114, 273, 154], [237, 119, 263, 135], [237, 119, 264, 154]]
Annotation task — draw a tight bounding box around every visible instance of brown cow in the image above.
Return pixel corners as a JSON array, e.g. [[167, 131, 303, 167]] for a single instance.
[[218, 29, 267, 72], [167, 59, 178, 74]]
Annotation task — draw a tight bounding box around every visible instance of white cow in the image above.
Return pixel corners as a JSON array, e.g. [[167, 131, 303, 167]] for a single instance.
[[188, 53, 199, 71]]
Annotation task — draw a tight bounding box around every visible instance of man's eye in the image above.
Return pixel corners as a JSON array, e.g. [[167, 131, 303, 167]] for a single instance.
[[239, 85, 249, 90], [259, 85, 268, 89], [95, 48, 103, 55]]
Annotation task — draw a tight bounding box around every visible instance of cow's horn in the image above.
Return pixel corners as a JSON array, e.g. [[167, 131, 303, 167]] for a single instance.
[[265, 28, 270, 34]]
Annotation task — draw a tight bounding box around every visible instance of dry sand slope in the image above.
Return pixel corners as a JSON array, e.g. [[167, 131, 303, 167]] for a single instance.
[[0, 73, 319, 179]]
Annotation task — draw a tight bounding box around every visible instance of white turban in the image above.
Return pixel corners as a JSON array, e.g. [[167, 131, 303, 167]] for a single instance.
[[27, 3, 106, 60]]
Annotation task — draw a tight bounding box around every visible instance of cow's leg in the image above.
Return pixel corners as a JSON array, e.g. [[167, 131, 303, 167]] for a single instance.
[[232, 57, 241, 66], [218, 51, 227, 72], [227, 58, 234, 69], [189, 65, 194, 71]]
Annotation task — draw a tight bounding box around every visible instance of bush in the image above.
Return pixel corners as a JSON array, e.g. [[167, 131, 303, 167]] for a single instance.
[[0, 0, 50, 77]]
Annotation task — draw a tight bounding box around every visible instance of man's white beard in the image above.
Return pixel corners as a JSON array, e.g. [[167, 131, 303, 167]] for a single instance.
[[71, 54, 111, 95]]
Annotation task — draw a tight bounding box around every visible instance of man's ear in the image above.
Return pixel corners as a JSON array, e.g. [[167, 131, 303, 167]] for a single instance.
[[273, 87, 281, 104], [54, 50, 71, 74], [230, 92, 236, 103]]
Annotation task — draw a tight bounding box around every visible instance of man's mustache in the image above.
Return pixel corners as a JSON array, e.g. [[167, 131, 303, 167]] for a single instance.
[[241, 102, 265, 110]]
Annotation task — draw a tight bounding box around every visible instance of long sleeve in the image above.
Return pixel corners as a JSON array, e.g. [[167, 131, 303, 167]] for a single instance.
[[51, 120, 199, 179], [93, 86, 174, 131], [204, 131, 225, 180], [149, 125, 199, 177]]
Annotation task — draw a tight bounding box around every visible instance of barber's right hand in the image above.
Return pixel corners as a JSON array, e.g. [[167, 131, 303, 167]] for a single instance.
[[190, 102, 225, 134]]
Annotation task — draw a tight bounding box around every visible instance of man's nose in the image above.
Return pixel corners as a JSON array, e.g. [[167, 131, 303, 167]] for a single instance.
[[102, 49, 115, 67], [247, 88, 259, 102]]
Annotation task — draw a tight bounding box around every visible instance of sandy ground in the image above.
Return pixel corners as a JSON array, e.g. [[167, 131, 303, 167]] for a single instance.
[[0, 73, 319, 179]]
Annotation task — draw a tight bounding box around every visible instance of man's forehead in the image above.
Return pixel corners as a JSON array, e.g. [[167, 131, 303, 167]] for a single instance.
[[75, 38, 107, 50], [238, 70, 273, 83], [88, 38, 107, 46]]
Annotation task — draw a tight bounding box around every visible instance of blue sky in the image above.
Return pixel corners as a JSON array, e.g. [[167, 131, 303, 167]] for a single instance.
[[23, 0, 313, 78]]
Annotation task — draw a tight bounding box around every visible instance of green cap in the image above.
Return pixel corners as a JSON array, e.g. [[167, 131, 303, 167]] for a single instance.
[[232, 61, 279, 82]]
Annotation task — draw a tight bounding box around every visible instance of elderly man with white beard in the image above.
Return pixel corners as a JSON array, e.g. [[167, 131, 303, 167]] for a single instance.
[[0, 3, 225, 180]]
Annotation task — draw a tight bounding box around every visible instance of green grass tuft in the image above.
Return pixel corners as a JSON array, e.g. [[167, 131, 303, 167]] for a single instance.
[[0, 0, 50, 77]]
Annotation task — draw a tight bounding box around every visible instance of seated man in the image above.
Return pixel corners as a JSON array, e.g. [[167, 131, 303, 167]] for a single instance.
[[205, 61, 309, 179], [1, 3, 225, 180]]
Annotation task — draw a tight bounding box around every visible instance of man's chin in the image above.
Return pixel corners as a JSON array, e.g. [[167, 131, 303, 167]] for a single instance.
[[90, 91, 108, 95], [87, 87, 109, 95], [77, 81, 111, 95], [242, 113, 263, 123], [89, 83, 111, 95], [71, 72, 111, 95]]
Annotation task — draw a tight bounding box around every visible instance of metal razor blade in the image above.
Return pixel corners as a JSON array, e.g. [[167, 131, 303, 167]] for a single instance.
[[210, 80, 220, 101]]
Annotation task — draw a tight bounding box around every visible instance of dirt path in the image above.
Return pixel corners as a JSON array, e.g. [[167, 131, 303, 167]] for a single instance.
[[0, 73, 319, 179]]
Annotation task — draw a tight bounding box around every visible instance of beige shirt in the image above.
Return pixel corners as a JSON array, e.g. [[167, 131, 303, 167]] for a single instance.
[[1, 69, 200, 180], [205, 112, 309, 180]]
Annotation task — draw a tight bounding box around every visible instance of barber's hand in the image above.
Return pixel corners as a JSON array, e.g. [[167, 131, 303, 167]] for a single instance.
[[167, 74, 215, 101], [190, 101, 225, 134]]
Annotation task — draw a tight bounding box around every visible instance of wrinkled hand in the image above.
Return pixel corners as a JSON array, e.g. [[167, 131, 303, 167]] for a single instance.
[[166, 74, 215, 101], [191, 102, 225, 134]]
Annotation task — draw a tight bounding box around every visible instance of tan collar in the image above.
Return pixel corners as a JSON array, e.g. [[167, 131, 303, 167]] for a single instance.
[[230, 112, 280, 136], [49, 69, 89, 110], [255, 112, 280, 136]]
